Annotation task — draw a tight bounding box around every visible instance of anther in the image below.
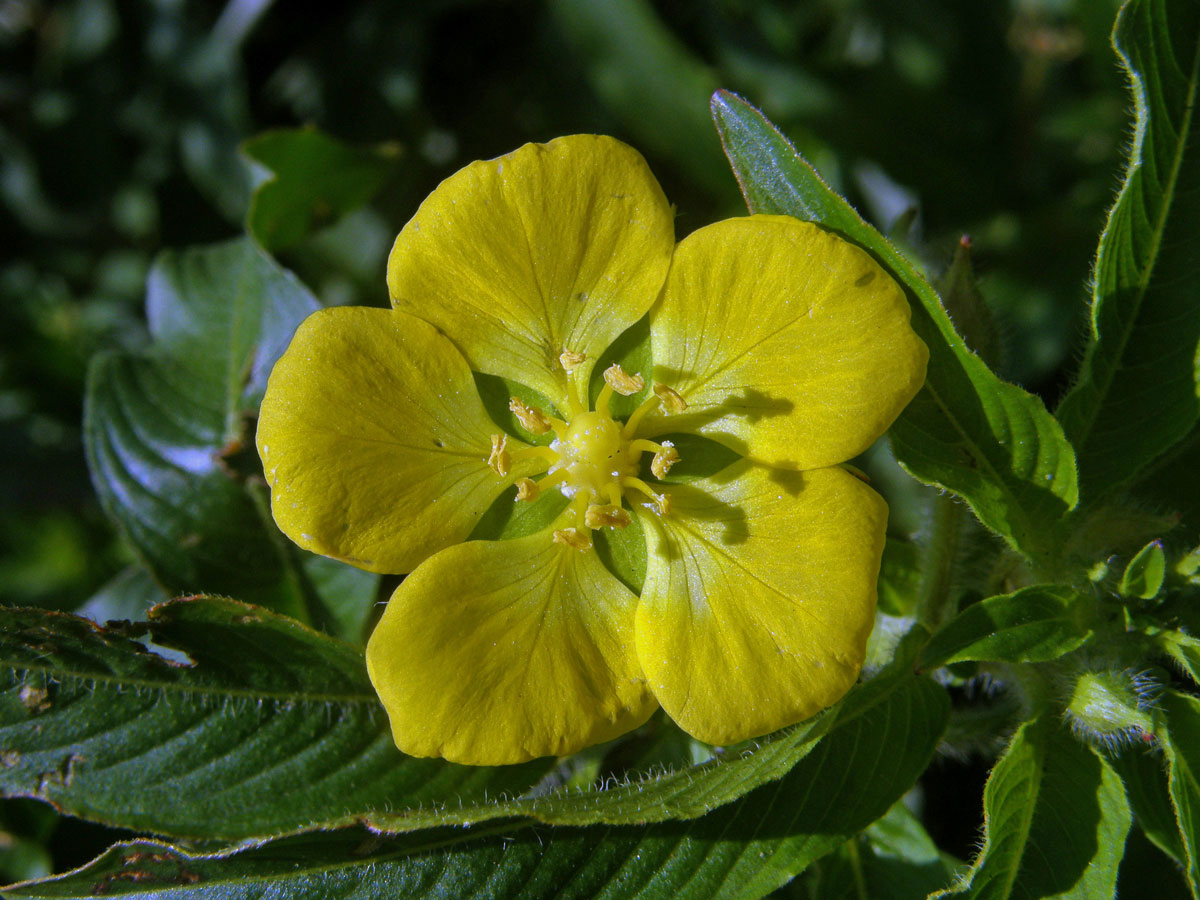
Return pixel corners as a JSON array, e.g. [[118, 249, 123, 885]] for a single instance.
[[559, 350, 586, 372], [487, 434, 511, 476], [653, 383, 687, 413], [509, 398, 552, 435], [603, 364, 645, 396], [584, 504, 632, 530], [651, 441, 680, 479], [553, 528, 591, 551], [515, 478, 539, 502], [622, 476, 672, 517]]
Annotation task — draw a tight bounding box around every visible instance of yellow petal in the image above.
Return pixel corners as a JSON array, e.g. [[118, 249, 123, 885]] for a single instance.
[[257, 306, 523, 574], [366, 530, 657, 764], [646, 216, 928, 469], [388, 135, 675, 408], [635, 461, 887, 745]]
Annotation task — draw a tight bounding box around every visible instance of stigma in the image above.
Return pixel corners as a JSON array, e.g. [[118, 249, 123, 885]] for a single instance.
[[487, 356, 686, 550]]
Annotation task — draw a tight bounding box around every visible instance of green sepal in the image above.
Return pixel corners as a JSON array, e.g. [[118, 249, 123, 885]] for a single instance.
[[1119, 539, 1167, 600]]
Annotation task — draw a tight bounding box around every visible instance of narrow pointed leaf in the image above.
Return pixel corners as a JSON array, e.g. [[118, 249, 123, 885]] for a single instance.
[[1161, 690, 1200, 895], [918, 585, 1096, 669], [4, 672, 947, 900], [1109, 745, 1186, 867], [1160, 630, 1200, 685], [0, 600, 550, 840], [711, 90, 1078, 560], [1055, 0, 1200, 502], [935, 716, 1131, 899]]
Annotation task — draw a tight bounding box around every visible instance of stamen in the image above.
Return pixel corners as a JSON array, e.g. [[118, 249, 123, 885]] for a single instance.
[[603, 364, 645, 396], [585, 504, 632, 529], [535, 469, 568, 491], [553, 528, 591, 551], [514, 478, 539, 502], [594, 381, 615, 418], [569, 489, 592, 527], [621, 476, 671, 516], [629, 438, 681, 478], [622, 393, 660, 438], [605, 483, 623, 507], [653, 383, 687, 413], [487, 434, 511, 476], [553, 491, 594, 550], [509, 398, 552, 435], [651, 441, 679, 479], [559, 350, 586, 372], [559, 350, 587, 416]]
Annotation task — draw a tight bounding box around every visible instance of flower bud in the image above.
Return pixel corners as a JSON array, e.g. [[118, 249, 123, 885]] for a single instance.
[[1064, 669, 1157, 747]]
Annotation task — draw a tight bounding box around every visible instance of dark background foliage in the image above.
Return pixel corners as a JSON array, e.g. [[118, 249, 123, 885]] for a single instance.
[[1, 0, 1145, 886]]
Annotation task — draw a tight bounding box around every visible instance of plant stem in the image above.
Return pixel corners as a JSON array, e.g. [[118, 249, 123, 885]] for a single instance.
[[917, 491, 965, 631], [846, 837, 869, 900]]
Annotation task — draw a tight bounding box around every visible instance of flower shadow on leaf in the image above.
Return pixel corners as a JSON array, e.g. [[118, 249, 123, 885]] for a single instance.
[[654, 478, 750, 554]]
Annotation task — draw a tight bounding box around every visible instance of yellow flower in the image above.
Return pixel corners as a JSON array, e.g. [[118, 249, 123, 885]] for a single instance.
[[257, 135, 928, 765]]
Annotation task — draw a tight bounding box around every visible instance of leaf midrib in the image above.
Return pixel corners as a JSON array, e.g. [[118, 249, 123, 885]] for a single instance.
[[714, 97, 1065, 538], [1066, 15, 1200, 455], [3, 661, 378, 707]]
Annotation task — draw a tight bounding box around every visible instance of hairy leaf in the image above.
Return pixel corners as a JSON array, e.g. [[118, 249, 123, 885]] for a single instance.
[[363, 645, 949, 832], [1161, 690, 1200, 896], [0, 601, 947, 844], [711, 90, 1077, 560], [4, 672, 948, 900], [0, 600, 549, 841], [1110, 745, 1186, 867], [1055, 0, 1200, 502], [918, 585, 1096, 669], [935, 716, 1131, 899]]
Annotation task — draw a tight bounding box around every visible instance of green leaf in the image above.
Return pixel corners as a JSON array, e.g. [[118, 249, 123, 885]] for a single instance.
[[1054, 0, 1200, 503], [1119, 540, 1167, 599], [244, 127, 401, 252], [1109, 745, 1186, 867], [5, 671, 948, 900], [918, 585, 1096, 669], [83, 238, 374, 629], [710, 90, 1078, 561], [550, 0, 736, 202], [362, 644, 949, 832], [804, 803, 961, 900], [1160, 690, 1200, 896], [75, 565, 170, 624], [936, 716, 1131, 899], [1160, 630, 1200, 685], [878, 537, 923, 617], [0, 599, 550, 841]]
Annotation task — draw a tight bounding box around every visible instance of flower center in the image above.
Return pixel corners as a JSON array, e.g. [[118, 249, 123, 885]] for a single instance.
[[549, 412, 638, 499], [488, 358, 687, 550]]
